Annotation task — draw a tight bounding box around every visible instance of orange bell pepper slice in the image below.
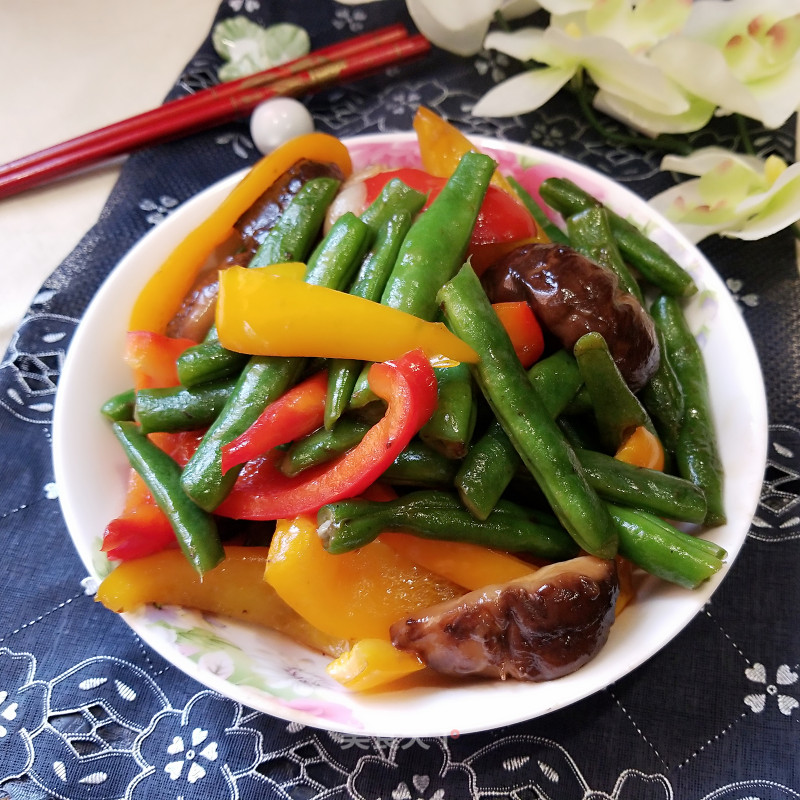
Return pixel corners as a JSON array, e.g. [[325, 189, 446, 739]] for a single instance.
[[413, 105, 514, 194], [129, 132, 352, 334], [491, 301, 545, 368], [614, 425, 665, 471], [124, 331, 196, 390]]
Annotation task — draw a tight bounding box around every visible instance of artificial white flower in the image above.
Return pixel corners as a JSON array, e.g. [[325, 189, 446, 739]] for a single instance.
[[649, 146, 800, 242], [649, 0, 800, 129], [333, 0, 540, 55], [592, 84, 716, 135], [544, 0, 692, 53], [473, 20, 688, 117]]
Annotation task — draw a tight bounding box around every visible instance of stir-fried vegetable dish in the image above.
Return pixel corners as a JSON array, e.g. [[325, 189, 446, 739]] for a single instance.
[[95, 107, 726, 690]]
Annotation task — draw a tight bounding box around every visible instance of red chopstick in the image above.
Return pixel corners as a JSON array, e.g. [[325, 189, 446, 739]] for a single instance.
[[0, 27, 429, 200], [1, 24, 408, 179]]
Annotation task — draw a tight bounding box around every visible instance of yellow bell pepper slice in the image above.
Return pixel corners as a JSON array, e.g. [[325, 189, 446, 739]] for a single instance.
[[379, 532, 537, 590], [264, 515, 463, 641], [96, 545, 347, 657], [414, 105, 514, 195], [129, 132, 352, 335], [326, 638, 425, 691], [216, 266, 479, 363]]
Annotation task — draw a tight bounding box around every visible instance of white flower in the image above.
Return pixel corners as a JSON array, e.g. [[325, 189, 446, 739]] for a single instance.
[[649, 145, 800, 242], [649, 0, 800, 129], [333, 0, 540, 56], [408, 0, 540, 56], [473, 0, 691, 120], [544, 0, 692, 53]]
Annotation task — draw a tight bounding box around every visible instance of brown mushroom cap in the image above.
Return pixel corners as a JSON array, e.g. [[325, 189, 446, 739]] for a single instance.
[[481, 242, 660, 392], [389, 556, 619, 682]]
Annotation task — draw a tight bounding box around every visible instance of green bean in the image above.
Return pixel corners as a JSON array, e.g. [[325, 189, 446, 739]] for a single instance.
[[575, 448, 707, 523], [455, 348, 584, 520], [317, 490, 577, 561], [419, 360, 477, 459], [573, 331, 657, 451], [134, 379, 235, 433], [301, 211, 372, 287], [317, 491, 724, 590], [455, 422, 519, 520], [528, 348, 586, 415], [382, 151, 497, 318], [347, 366, 379, 409], [101, 388, 136, 421], [507, 176, 570, 245], [439, 264, 618, 558], [562, 384, 593, 416], [539, 177, 697, 297], [650, 295, 726, 526], [639, 317, 685, 460], [177, 176, 341, 388], [357, 177, 428, 230], [349, 151, 497, 410], [609, 504, 726, 589], [566, 205, 642, 300], [176, 337, 249, 388], [280, 417, 371, 477], [325, 206, 418, 428], [382, 439, 462, 488], [181, 357, 305, 510], [467, 430, 706, 523], [111, 422, 223, 575], [250, 176, 344, 268]]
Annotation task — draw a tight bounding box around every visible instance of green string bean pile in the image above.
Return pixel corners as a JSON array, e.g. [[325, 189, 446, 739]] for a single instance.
[[102, 149, 727, 594]]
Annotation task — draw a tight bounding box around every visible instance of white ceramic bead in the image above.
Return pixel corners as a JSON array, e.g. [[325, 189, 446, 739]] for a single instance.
[[249, 97, 315, 154]]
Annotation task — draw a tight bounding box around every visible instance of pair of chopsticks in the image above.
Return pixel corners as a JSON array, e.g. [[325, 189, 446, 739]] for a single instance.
[[0, 24, 429, 200]]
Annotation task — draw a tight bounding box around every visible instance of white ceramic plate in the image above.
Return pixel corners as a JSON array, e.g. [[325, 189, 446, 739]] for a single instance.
[[53, 132, 768, 737]]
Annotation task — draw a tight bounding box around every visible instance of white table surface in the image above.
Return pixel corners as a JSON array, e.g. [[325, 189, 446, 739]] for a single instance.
[[0, 0, 222, 355]]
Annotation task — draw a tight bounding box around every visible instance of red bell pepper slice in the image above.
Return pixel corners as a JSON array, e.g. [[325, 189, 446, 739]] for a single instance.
[[102, 468, 177, 561], [216, 349, 438, 520], [362, 168, 538, 270], [124, 331, 197, 390], [102, 502, 178, 561], [492, 301, 546, 368], [221, 370, 329, 474]]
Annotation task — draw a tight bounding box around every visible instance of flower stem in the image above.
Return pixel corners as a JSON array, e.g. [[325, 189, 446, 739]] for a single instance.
[[572, 76, 692, 156], [735, 114, 756, 155], [492, 11, 512, 32]]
